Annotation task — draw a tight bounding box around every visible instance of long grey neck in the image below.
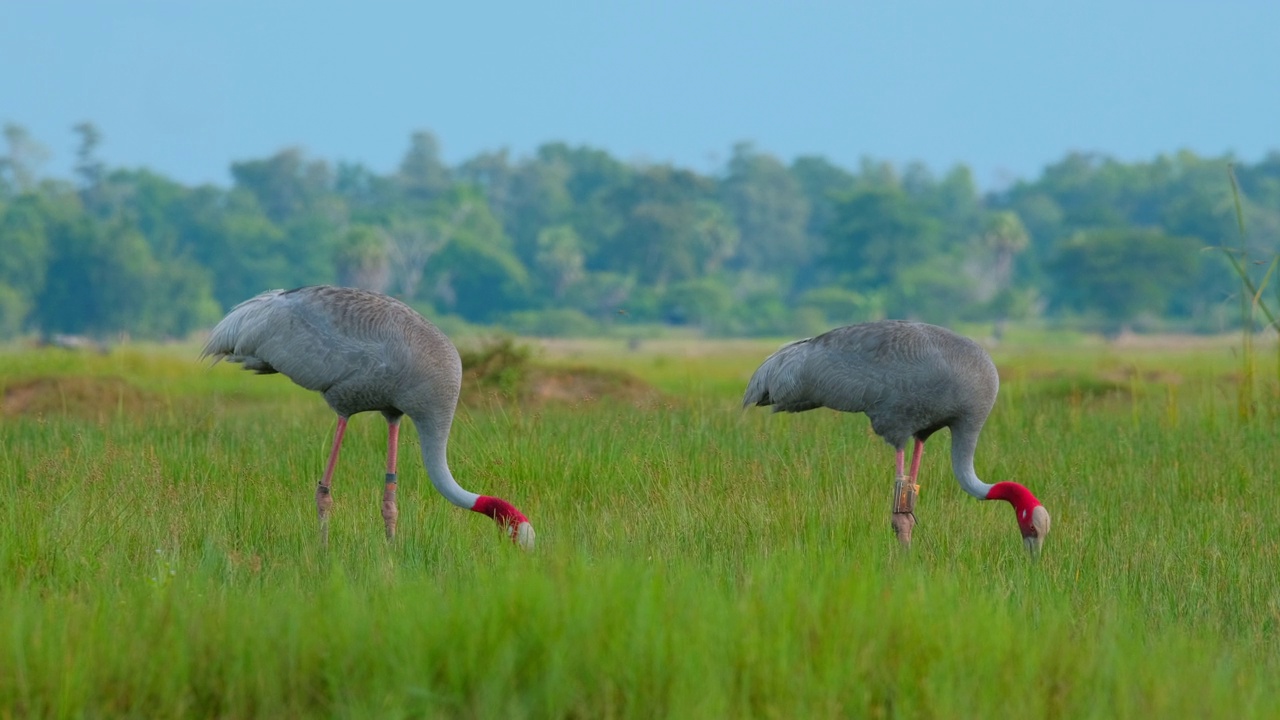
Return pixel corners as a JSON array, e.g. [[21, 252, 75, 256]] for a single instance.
[[950, 424, 994, 500], [413, 415, 479, 509]]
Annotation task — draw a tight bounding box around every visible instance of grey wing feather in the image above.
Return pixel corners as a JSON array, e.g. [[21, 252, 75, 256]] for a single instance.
[[743, 338, 826, 412], [200, 289, 284, 367], [743, 322, 922, 417], [200, 288, 374, 393], [746, 321, 1000, 444]]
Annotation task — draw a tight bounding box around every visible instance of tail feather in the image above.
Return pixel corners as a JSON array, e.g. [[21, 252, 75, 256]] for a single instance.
[[200, 289, 287, 366], [742, 338, 812, 409], [201, 286, 370, 394]]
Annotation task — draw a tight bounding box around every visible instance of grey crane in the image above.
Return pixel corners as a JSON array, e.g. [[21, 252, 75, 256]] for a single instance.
[[201, 285, 535, 549], [743, 320, 1049, 555]]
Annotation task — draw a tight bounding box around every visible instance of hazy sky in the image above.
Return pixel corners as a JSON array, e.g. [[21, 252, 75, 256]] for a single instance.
[[3, 1, 1277, 190]]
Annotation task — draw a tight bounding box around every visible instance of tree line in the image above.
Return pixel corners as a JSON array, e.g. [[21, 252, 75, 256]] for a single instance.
[[2, 122, 1277, 341]]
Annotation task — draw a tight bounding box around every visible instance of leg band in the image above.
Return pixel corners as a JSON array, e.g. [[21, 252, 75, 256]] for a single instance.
[[892, 479, 919, 514]]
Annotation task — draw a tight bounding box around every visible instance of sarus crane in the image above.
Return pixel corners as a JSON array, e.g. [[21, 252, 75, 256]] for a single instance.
[[743, 320, 1049, 556], [201, 285, 535, 549]]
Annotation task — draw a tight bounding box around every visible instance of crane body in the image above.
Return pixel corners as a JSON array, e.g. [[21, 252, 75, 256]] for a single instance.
[[202, 285, 535, 549], [744, 320, 1049, 555]]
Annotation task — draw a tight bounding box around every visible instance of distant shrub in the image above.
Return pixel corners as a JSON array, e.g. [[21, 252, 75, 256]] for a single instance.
[[789, 306, 832, 336], [458, 336, 533, 397], [500, 309, 601, 337], [796, 286, 881, 324]]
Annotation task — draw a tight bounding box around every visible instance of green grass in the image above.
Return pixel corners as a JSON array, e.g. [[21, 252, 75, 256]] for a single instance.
[[2, 339, 1278, 718]]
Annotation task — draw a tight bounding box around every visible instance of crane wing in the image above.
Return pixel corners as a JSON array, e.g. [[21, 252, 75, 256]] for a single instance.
[[201, 288, 384, 393], [743, 323, 917, 415], [743, 338, 825, 411]]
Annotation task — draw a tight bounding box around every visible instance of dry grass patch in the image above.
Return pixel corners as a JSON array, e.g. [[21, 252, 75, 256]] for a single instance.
[[1, 375, 158, 421]]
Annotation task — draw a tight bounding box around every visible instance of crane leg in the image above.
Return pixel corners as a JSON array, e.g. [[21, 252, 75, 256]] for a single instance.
[[891, 443, 922, 545], [382, 419, 400, 540], [907, 438, 925, 485], [316, 416, 348, 546]]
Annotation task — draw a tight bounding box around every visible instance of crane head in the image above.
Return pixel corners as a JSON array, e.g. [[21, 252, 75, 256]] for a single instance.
[[1022, 506, 1050, 558], [986, 482, 1050, 558], [472, 496, 536, 551]]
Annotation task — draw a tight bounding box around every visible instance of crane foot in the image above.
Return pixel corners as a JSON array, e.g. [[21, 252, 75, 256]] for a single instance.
[[891, 512, 916, 546], [316, 482, 333, 547]]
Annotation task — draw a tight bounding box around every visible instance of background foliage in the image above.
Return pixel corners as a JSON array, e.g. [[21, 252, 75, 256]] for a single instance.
[[2, 123, 1278, 340]]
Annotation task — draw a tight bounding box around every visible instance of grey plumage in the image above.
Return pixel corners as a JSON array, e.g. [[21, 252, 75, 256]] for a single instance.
[[201, 285, 535, 548], [203, 285, 460, 428], [744, 319, 1049, 555], [743, 320, 998, 450]]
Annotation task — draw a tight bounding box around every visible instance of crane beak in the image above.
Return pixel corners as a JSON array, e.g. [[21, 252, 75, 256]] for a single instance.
[[1022, 506, 1051, 559], [1023, 534, 1042, 558]]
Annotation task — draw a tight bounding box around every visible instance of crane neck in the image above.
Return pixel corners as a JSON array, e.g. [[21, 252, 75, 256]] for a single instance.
[[949, 423, 994, 500], [413, 414, 480, 509]]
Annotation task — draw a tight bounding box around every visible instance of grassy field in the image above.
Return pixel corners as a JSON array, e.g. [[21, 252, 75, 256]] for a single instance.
[[1, 332, 1278, 718]]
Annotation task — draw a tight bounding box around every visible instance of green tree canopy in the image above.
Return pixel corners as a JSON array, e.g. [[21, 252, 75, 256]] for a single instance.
[[1, 122, 1277, 340], [1048, 228, 1203, 331]]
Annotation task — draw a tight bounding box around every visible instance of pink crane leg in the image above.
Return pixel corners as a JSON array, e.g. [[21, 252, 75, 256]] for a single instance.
[[317, 416, 349, 544], [383, 419, 400, 539], [907, 438, 925, 485]]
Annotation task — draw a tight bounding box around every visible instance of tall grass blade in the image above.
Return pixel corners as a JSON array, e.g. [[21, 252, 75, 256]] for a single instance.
[[1219, 165, 1280, 421]]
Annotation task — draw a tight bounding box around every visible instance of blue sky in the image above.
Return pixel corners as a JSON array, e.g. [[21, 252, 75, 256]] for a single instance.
[[2, 1, 1276, 190]]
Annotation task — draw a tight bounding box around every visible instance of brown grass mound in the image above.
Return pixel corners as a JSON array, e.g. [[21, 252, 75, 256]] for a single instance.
[[528, 366, 661, 406], [1, 376, 156, 420], [457, 335, 661, 408], [461, 365, 662, 409]]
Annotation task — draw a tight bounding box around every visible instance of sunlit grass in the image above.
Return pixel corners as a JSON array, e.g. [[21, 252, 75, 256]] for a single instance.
[[1, 338, 1278, 717]]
